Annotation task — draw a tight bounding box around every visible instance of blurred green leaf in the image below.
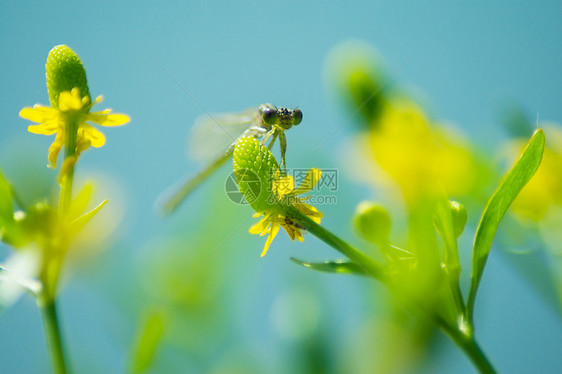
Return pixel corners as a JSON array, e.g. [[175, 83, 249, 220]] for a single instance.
[[68, 199, 107, 237], [290, 257, 368, 276], [129, 311, 165, 374], [0, 170, 28, 247], [21, 201, 58, 241], [468, 129, 545, 316], [0, 169, 14, 227], [67, 183, 93, 221], [434, 197, 461, 273]]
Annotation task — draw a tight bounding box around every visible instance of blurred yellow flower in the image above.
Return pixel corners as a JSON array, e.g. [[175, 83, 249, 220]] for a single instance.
[[250, 169, 323, 257], [19, 88, 130, 168], [509, 124, 562, 221], [368, 101, 479, 203]]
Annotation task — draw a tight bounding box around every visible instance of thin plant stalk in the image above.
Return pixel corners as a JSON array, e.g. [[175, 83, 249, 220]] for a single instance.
[[37, 293, 68, 374], [37, 113, 80, 374], [58, 113, 78, 215], [288, 205, 383, 278], [437, 317, 496, 374]]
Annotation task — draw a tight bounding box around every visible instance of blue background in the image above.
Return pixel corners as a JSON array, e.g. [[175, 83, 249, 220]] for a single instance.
[[1, 1, 561, 373]]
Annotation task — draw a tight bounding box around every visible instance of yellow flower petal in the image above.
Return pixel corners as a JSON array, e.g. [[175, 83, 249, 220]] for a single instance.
[[48, 131, 65, 168], [75, 136, 92, 158], [19, 105, 58, 124], [87, 112, 130, 127], [311, 216, 321, 224], [261, 222, 280, 257], [294, 201, 323, 223], [27, 119, 60, 135], [79, 123, 106, 148], [249, 215, 270, 235], [294, 168, 322, 195]]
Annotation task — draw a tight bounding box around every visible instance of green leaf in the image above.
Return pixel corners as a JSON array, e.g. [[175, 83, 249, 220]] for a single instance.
[[0, 169, 14, 227], [434, 197, 461, 274], [290, 257, 368, 276], [468, 129, 545, 318], [0, 170, 28, 247], [129, 311, 165, 373], [67, 183, 93, 221], [68, 199, 107, 237]]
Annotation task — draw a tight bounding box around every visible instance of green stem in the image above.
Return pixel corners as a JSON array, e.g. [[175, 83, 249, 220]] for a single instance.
[[36, 111, 79, 374], [59, 169, 75, 215], [438, 318, 496, 374], [59, 113, 78, 214], [447, 269, 466, 317], [467, 281, 478, 326], [37, 294, 68, 374], [288, 206, 383, 279]]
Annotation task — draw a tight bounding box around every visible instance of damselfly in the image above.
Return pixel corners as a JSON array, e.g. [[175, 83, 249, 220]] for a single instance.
[[159, 104, 302, 214]]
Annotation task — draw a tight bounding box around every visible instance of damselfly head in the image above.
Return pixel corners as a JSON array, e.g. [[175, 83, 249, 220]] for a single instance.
[[259, 103, 302, 129]]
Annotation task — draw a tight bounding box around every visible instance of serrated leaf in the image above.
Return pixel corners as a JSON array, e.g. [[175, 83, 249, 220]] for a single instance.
[[468, 129, 545, 315], [68, 199, 107, 237], [290, 257, 368, 276]]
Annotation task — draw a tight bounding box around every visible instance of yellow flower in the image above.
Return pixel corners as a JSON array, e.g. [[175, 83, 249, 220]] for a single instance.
[[509, 124, 562, 221], [367, 100, 480, 203], [19, 88, 129, 168], [249, 168, 324, 257]]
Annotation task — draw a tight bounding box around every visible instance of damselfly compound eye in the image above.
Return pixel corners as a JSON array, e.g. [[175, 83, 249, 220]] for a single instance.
[[260, 104, 279, 126], [292, 109, 303, 126]]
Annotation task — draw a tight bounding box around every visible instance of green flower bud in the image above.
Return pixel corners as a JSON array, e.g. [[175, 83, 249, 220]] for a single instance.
[[449, 200, 467, 238], [45, 45, 90, 108], [348, 69, 385, 124], [325, 41, 386, 126], [353, 201, 391, 244], [233, 137, 279, 213]]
